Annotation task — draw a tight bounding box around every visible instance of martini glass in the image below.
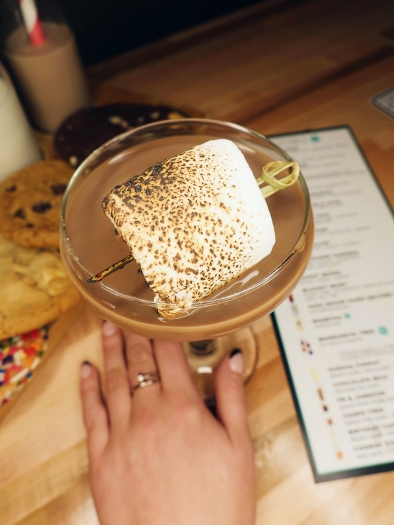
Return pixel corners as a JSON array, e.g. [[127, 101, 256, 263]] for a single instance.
[[60, 119, 313, 402]]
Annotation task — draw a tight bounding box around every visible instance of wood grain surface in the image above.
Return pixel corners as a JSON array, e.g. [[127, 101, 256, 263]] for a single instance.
[[1, 0, 394, 523], [95, 0, 394, 124]]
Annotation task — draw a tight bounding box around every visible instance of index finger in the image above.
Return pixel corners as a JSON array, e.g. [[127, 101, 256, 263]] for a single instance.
[[102, 322, 132, 432]]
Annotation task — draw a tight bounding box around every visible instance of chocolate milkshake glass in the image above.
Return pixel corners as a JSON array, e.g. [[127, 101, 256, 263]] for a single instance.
[[60, 119, 314, 401], [1, 0, 90, 132]]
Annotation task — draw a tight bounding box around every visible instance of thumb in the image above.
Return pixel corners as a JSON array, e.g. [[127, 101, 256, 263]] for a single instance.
[[214, 349, 250, 444]]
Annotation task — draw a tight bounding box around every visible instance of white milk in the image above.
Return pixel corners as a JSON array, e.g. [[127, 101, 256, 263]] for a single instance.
[[0, 75, 41, 182]]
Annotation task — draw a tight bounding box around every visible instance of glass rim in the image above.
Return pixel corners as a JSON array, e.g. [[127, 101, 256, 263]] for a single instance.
[[60, 118, 311, 311]]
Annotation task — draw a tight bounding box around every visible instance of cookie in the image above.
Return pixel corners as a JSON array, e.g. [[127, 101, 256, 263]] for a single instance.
[[0, 233, 80, 339], [54, 103, 189, 168], [0, 160, 74, 248]]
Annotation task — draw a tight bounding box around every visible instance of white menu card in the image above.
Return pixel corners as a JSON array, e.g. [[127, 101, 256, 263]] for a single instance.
[[270, 126, 394, 482]]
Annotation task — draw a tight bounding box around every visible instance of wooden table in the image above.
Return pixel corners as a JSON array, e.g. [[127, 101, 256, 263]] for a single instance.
[[1, 0, 394, 523]]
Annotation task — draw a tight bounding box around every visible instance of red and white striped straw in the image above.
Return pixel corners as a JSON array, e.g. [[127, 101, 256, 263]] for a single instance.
[[18, 0, 46, 46]]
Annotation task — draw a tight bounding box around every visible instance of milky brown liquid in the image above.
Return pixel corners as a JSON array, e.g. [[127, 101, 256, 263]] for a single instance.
[[5, 23, 90, 132], [64, 135, 314, 341]]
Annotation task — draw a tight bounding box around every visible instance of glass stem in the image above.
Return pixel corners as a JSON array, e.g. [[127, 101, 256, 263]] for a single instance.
[[189, 339, 215, 356]]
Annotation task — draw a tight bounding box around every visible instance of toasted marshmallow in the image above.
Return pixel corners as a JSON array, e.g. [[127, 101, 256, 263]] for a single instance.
[[102, 139, 275, 316]]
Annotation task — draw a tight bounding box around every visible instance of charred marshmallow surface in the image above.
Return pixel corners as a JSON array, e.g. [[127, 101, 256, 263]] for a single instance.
[[102, 139, 275, 316]]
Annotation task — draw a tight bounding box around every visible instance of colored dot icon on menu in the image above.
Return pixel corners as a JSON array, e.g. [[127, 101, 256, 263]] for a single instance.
[[379, 326, 388, 335], [344, 313, 351, 319], [311, 135, 320, 142]]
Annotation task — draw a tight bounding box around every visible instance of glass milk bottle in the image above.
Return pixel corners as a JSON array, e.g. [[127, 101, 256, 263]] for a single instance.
[[1, 0, 90, 133], [0, 62, 41, 182]]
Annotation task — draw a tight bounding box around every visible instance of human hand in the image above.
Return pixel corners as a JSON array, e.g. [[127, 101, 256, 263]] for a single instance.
[[80, 322, 256, 525]]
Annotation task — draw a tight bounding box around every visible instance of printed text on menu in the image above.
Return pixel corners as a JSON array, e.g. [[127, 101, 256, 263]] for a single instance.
[[271, 127, 394, 482]]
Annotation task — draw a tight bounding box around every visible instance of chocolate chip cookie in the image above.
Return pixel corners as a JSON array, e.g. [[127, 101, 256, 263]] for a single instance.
[[0, 160, 74, 248]]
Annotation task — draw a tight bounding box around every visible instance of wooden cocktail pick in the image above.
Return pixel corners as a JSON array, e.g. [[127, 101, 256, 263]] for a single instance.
[[87, 253, 134, 283], [258, 160, 299, 198], [87, 161, 299, 284]]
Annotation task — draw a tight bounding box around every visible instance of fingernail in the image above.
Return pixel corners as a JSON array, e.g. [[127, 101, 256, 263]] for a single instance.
[[81, 361, 92, 379], [102, 320, 117, 336], [229, 348, 243, 374]]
